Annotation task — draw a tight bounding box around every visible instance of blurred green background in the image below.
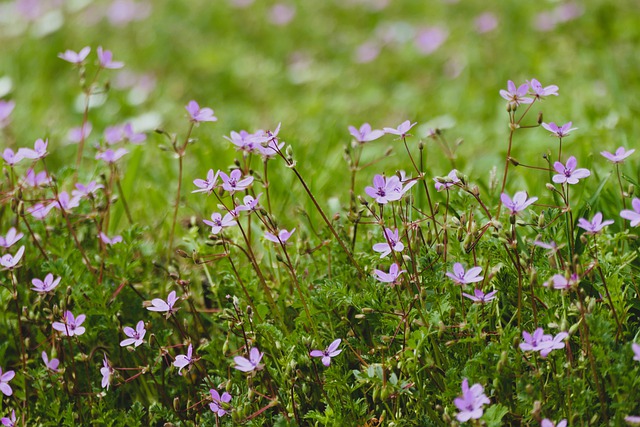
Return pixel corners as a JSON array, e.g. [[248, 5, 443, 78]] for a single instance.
[[2, 0, 639, 235]]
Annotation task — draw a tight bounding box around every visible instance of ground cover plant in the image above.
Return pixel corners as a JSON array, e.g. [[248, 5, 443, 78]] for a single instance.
[[1, 0, 640, 426]]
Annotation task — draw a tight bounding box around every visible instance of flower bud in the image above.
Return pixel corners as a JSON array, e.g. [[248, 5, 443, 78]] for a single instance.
[[537, 111, 543, 125], [537, 212, 545, 228]]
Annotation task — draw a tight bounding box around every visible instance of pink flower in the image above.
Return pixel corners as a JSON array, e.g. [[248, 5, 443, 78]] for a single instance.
[[219, 170, 253, 193], [2, 149, 23, 166], [28, 203, 55, 220], [1, 409, 16, 426], [120, 320, 146, 347], [500, 191, 538, 215], [454, 379, 490, 422], [434, 169, 461, 191], [542, 121, 577, 138], [0, 100, 16, 129], [632, 343, 640, 361], [186, 100, 217, 123], [52, 311, 86, 337], [365, 174, 415, 204], [235, 194, 262, 213], [310, 339, 342, 367], [600, 146, 635, 164], [269, 3, 295, 26], [209, 388, 232, 417], [96, 148, 128, 164], [23, 168, 51, 188], [577, 212, 613, 234], [414, 27, 447, 55], [372, 228, 404, 258], [462, 289, 498, 303], [31, 273, 61, 293], [53, 192, 80, 212], [500, 80, 533, 107], [545, 273, 579, 291], [173, 344, 194, 375], [234, 347, 264, 372], [192, 169, 219, 194], [18, 138, 48, 159], [348, 123, 384, 143], [147, 290, 179, 316], [373, 263, 405, 285], [528, 79, 559, 99], [0, 228, 24, 248], [97, 46, 124, 69], [621, 198, 640, 227], [552, 156, 590, 185], [100, 232, 123, 245], [264, 228, 296, 244], [0, 246, 25, 270], [203, 212, 237, 234], [42, 351, 59, 372], [446, 263, 483, 285], [72, 181, 104, 199], [225, 130, 261, 153], [624, 416, 640, 425], [100, 354, 114, 390], [68, 122, 92, 143], [474, 12, 498, 33], [0, 367, 15, 396], [383, 120, 417, 138], [541, 419, 567, 427], [58, 46, 91, 64]]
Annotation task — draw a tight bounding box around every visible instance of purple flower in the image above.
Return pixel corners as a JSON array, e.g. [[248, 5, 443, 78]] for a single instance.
[[349, 123, 384, 143], [372, 227, 404, 258], [1, 409, 16, 426], [519, 328, 548, 352], [68, 122, 92, 143], [528, 79, 559, 99], [264, 228, 295, 244], [104, 125, 125, 145], [209, 388, 232, 417], [31, 273, 61, 293], [53, 192, 80, 212], [18, 138, 48, 159], [542, 121, 577, 138], [147, 290, 179, 316], [203, 212, 237, 234], [621, 198, 640, 227], [365, 174, 414, 204], [533, 239, 560, 256], [0, 228, 23, 248], [100, 232, 123, 246], [434, 169, 461, 191], [383, 120, 417, 138], [97, 46, 124, 69], [234, 347, 264, 372], [269, 3, 295, 26], [192, 169, 219, 194], [28, 203, 55, 220], [373, 263, 405, 285], [2, 148, 23, 166], [186, 100, 217, 123], [454, 378, 490, 422], [462, 289, 498, 303], [219, 170, 254, 193], [42, 351, 59, 372], [0, 100, 16, 128], [23, 168, 51, 187], [52, 311, 86, 337], [539, 332, 568, 358], [100, 354, 114, 390], [236, 194, 262, 213], [625, 416, 640, 425], [96, 148, 128, 164], [0, 367, 15, 396], [72, 181, 104, 199], [122, 123, 146, 144], [545, 273, 579, 291], [577, 212, 613, 234], [500, 191, 538, 215], [174, 344, 194, 375], [58, 46, 91, 64], [541, 419, 567, 427], [225, 130, 261, 153], [310, 339, 342, 367], [632, 343, 640, 361], [415, 27, 448, 55], [446, 263, 483, 285], [0, 246, 25, 270], [600, 146, 635, 164], [474, 12, 498, 33], [120, 320, 146, 347], [499, 80, 533, 107], [552, 156, 590, 185]]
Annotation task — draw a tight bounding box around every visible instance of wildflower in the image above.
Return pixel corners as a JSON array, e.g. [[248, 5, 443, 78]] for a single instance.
[[383, 120, 417, 138], [258, 138, 285, 159], [1, 409, 16, 426], [577, 212, 613, 234], [348, 123, 384, 143], [120, 320, 146, 347], [542, 121, 577, 138], [620, 198, 640, 227], [539, 332, 568, 358], [192, 169, 218, 194], [632, 343, 640, 361], [219, 170, 254, 193], [173, 344, 194, 375], [100, 354, 114, 390], [520, 328, 567, 357], [446, 263, 483, 285], [2, 148, 23, 166], [0, 228, 24, 248], [97, 46, 124, 69], [53, 192, 80, 212], [104, 123, 146, 145], [186, 100, 217, 123], [234, 347, 264, 372], [0, 100, 16, 128], [52, 311, 86, 337], [552, 156, 590, 185], [474, 12, 498, 34], [462, 289, 498, 303], [365, 174, 410, 204], [203, 212, 237, 234], [545, 273, 579, 290], [415, 27, 448, 55], [68, 122, 92, 143], [310, 339, 342, 367], [528, 79, 559, 99], [625, 416, 640, 425], [372, 227, 404, 258], [23, 168, 51, 187], [269, 3, 295, 26], [99, 232, 123, 245], [58, 46, 91, 64], [0, 246, 25, 270], [28, 203, 55, 220], [235, 194, 262, 213], [434, 169, 461, 191], [600, 146, 635, 164], [18, 138, 48, 159], [147, 290, 179, 316], [541, 419, 567, 427], [373, 263, 405, 285], [500, 191, 538, 215], [454, 378, 490, 422], [96, 148, 128, 164], [122, 123, 146, 144], [72, 181, 104, 199], [42, 351, 59, 372], [31, 273, 61, 293], [225, 130, 261, 153], [0, 367, 15, 396], [264, 228, 296, 244], [499, 80, 533, 107], [209, 388, 232, 417]]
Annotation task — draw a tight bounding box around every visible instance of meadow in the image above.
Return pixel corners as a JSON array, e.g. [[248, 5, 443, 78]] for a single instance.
[[1, 0, 640, 425]]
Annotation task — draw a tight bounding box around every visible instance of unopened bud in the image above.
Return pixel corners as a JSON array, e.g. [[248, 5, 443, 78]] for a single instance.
[[545, 183, 556, 191], [537, 111, 543, 125], [629, 184, 635, 196], [538, 212, 545, 228], [509, 157, 520, 166]]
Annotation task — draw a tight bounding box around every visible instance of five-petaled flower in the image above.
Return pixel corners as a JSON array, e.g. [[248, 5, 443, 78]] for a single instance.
[[1, 409, 16, 426], [434, 169, 461, 191], [577, 212, 613, 234], [53, 192, 80, 212], [349, 123, 384, 143], [552, 156, 590, 185], [120, 320, 146, 347], [234, 347, 264, 372], [0, 246, 25, 270], [210, 388, 232, 417], [541, 419, 567, 427], [100, 354, 114, 390], [174, 344, 194, 375], [264, 228, 296, 244], [499, 80, 533, 107], [97, 46, 124, 69], [520, 328, 568, 357], [528, 78, 559, 99], [219, 169, 254, 193], [225, 130, 261, 153], [2, 149, 23, 166], [446, 263, 483, 285], [454, 378, 490, 422], [186, 100, 217, 123], [365, 174, 415, 204], [620, 198, 640, 227], [31, 273, 61, 293], [192, 169, 218, 194], [23, 169, 51, 187], [58, 46, 91, 64], [545, 273, 579, 291], [42, 351, 59, 372], [203, 212, 237, 234], [18, 138, 48, 160], [236, 194, 262, 213], [52, 311, 86, 337], [68, 122, 92, 143], [147, 290, 179, 316], [500, 191, 538, 215], [632, 343, 640, 362], [462, 289, 498, 303], [72, 181, 104, 199], [383, 120, 417, 138], [310, 339, 342, 367], [600, 146, 635, 164], [0, 367, 15, 396], [542, 121, 577, 138], [96, 148, 128, 164], [372, 227, 404, 258], [100, 232, 123, 245], [0, 228, 23, 248], [373, 263, 405, 285]]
